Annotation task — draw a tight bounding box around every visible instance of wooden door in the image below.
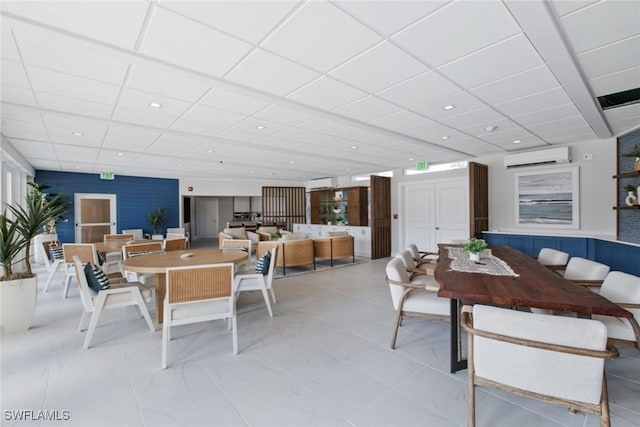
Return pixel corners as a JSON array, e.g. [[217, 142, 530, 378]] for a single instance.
[[370, 175, 391, 259], [74, 193, 116, 243]]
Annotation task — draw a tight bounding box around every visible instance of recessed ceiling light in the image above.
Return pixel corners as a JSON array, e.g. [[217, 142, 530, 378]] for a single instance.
[[74, 166, 81, 169], [513, 139, 522, 144], [351, 145, 358, 149], [409, 157, 414, 161], [346, 168, 350, 172], [484, 125, 497, 132], [117, 152, 124, 157], [269, 172, 274, 176], [256, 125, 266, 130], [207, 149, 213, 153], [149, 102, 162, 108], [72, 131, 83, 136], [443, 104, 456, 110], [289, 161, 295, 164], [441, 136, 449, 140]]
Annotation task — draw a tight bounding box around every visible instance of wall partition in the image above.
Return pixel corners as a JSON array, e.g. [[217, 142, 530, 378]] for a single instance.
[[261, 186, 306, 231]]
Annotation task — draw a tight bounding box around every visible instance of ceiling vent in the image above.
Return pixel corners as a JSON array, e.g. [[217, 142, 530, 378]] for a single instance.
[[503, 146, 571, 169], [308, 177, 337, 190], [597, 87, 640, 110]]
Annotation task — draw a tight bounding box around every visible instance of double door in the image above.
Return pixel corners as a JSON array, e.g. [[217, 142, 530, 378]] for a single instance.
[[401, 178, 469, 252]]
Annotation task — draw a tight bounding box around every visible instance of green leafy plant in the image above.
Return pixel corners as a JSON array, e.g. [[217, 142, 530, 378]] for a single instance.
[[463, 237, 488, 254], [0, 212, 25, 281], [622, 144, 640, 160], [147, 207, 167, 235], [624, 184, 636, 192]]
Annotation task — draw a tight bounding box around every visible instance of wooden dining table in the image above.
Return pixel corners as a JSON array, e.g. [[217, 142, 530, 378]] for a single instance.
[[121, 248, 248, 323], [94, 240, 149, 257], [435, 244, 632, 373]]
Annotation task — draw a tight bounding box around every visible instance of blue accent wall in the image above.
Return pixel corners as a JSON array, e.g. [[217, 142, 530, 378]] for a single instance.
[[35, 171, 179, 243], [484, 232, 640, 276], [618, 128, 640, 244]]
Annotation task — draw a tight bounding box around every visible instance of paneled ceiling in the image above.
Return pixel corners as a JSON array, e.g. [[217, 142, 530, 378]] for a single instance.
[[1, 0, 639, 181]]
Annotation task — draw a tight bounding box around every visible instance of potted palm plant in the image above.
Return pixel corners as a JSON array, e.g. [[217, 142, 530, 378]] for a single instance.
[[1, 184, 67, 333], [147, 207, 167, 239]]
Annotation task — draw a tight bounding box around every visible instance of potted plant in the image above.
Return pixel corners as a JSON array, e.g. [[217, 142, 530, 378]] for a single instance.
[[147, 207, 167, 239], [622, 145, 640, 171], [1, 185, 66, 333], [463, 237, 488, 262]]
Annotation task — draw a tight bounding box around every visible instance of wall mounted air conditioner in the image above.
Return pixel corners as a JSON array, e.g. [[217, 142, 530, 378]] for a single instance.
[[308, 177, 337, 190], [503, 146, 571, 169]]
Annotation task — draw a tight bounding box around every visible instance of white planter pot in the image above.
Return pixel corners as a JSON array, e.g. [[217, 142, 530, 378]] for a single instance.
[[0, 276, 37, 333], [469, 252, 481, 262]]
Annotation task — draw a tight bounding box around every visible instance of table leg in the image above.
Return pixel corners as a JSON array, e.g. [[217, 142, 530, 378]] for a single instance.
[[449, 298, 467, 373], [155, 273, 165, 324]]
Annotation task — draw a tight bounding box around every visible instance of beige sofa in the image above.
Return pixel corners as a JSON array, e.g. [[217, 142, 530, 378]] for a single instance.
[[313, 235, 355, 266], [257, 239, 315, 275]]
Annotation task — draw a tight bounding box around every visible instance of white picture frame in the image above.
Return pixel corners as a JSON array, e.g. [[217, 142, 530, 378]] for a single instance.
[[514, 167, 579, 229]]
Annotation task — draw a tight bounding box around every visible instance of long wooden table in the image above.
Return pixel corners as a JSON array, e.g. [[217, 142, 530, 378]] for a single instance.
[[435, 244, 632, 373], [122, 249, 248, 323]]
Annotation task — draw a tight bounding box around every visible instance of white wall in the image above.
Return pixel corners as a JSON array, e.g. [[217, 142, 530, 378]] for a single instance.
[[179, 178, 305, 197], [476, 139, 617, 238]]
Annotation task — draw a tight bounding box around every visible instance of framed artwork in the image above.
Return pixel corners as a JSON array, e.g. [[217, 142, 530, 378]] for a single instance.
[[514, 167, 579, 228]]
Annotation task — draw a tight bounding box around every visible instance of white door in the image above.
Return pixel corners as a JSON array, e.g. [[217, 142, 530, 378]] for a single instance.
[[74, 193, 116, 242], [435, 179, 469, 245], [402, 183, 436, 252], [195, 198, 218, 238]]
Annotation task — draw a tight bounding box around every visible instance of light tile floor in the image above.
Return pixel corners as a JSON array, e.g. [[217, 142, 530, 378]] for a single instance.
[[2, 250, 639, 426]]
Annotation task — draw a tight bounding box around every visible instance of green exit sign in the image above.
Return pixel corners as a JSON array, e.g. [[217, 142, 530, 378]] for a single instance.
[[100, 172, 115, 180], [416, 161, 427, 170]]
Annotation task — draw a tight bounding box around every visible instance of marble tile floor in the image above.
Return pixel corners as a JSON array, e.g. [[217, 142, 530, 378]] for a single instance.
[[2, 257, 639, 427]]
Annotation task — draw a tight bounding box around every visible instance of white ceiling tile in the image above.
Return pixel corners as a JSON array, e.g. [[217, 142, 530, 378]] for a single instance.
[[8, 139, 55, 158], [610, 117, 640, 137], [226, 49, 319, 96], [512, 104, 583, 127], [199, 88, 270, 115], [141, 7, 252, 77], [253, 104, 313, 126], [214, 128, 264, 143], [541, 125, 598, 144], [230, 117, 288, 135], [440, 107, 509, 131], [96, 149, 138, 166], [589, 66, 640, 97], [400, 119, 455, 140], [1, 119, 48, 141], [127, 64, 212, 102], [438, 35, 544, 88], [334, 0, 448, 36], [550, 0, 598, 17], [12, 29, 130, 85], [2, 1, 149, 49], [331, 126, 382, 143], [271, 127, 320, 143], [1, 104, 43, 122], [148, 133, 205, 155], [37, 92, 113, 119], [480, 128, 543, 146], [46, 126, 104, 146], [333, 96, 402, 122], [262, 1, 381, 72], [179, 104, 245, 128], [329, 41, 428, 93], [470, 66, 560, 106], [371, 110, 430, 131], [494, 87, 573, 117], [1, 25, 20, 61], [103, 124, 161, 150], [376, 71, 460, 108], [603, 102, 640, 125], [53, 143, 99, 161], [561, 0, 640, 53], [158, 1, 299, 44], [577, 35, 640, 79], [1, 84, 37, 106], [412, 91, 485, 121], [392, 0, 520, 67], [528, 116, 590, 135], [118, 88, 191, 117], [112, 106, 178, 128], [297, 117, 349, 134], [169, 118, 225, 136], [2, 59, 30, 88], [287, 76, 367, 110], [41, 112, 104, 132], [28, 66, 120, 105]]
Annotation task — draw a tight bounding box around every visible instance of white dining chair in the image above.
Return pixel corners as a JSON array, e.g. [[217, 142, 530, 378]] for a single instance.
[[234, 246, 278, 317], [593, 271, 640, 351]]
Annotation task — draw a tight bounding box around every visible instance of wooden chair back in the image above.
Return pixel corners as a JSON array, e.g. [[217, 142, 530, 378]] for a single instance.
[[122, 241, 163, 260], [164, 237, 187, 251], [104, 234, 134, 242], [63, 243, 98, 264]]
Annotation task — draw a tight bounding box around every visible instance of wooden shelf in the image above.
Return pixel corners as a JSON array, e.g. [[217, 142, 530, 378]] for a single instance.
[[612, 170, 640, 179], [613, 205, 640, 210]]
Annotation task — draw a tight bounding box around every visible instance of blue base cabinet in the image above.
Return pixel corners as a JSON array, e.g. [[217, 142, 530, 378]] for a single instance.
[[483, 232, 640, 277]]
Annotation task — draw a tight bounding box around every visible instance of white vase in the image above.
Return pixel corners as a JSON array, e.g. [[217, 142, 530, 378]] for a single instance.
[[0, 276, 37, 333], [469, 252, 480, 262], [625, 191, 637, 206]]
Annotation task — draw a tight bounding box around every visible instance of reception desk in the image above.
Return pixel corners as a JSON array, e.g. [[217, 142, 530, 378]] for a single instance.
[[483, 231, 640, 276]]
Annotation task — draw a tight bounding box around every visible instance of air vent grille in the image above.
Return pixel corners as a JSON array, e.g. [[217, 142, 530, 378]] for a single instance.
[[597, 87, 640, 110]]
